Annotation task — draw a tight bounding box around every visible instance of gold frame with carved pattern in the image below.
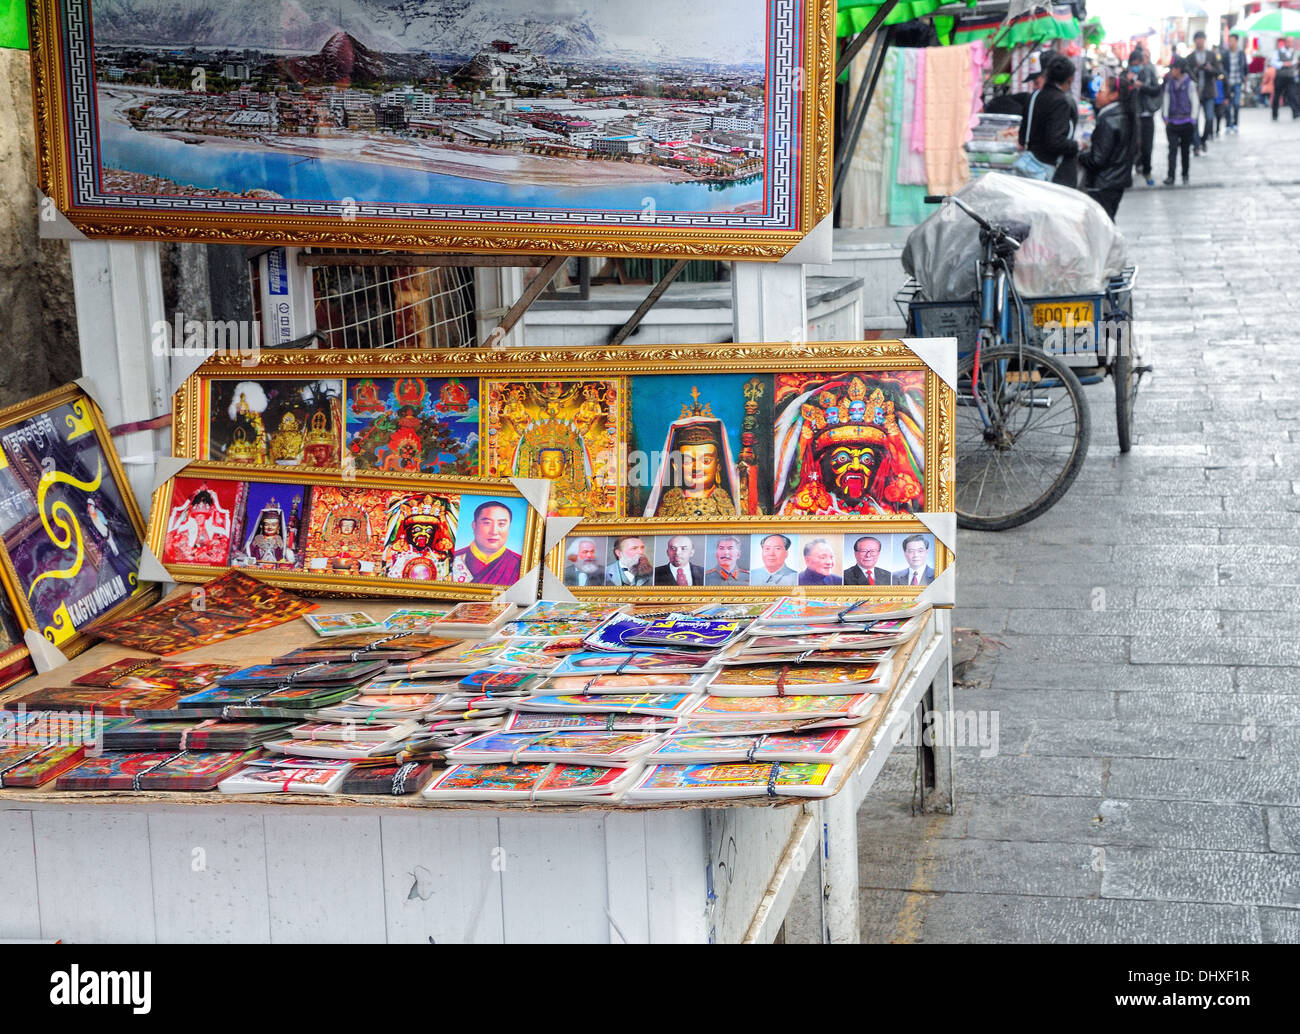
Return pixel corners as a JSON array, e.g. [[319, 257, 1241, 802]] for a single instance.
[[147, 462, 547, 600], [171, 342, 956, 523], [0, 383, 160, 660], [28, 0, 835, 258], [545, 518, 952, 604]]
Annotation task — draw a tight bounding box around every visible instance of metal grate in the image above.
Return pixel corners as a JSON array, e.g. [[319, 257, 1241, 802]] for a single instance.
[[309, 256, 476, 349]]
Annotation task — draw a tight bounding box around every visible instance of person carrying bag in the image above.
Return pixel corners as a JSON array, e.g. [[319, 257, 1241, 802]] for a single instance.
[[1014, 54, 1079, 183]]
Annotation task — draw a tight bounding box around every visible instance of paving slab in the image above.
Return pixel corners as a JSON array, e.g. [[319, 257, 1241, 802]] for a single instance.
[[801, 107, 1300, 944]]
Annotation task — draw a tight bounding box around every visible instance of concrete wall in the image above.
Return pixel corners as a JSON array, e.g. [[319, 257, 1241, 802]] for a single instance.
[[0, 45, 80, 408]]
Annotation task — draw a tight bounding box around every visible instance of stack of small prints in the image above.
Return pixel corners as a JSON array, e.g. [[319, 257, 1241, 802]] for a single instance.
[[422, 598, 930, 803], [0, 598, 930, 803]]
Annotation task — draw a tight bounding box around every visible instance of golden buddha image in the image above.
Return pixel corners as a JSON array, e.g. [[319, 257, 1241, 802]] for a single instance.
[[301, 409, 340, 467], [486, 379, 619, 517], [268, 411, 305, 464], [302, 488, 386, 576]]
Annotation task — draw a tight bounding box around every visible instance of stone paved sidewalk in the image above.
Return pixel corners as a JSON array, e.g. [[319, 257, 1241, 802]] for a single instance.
[[792, 104, 1300, 943]]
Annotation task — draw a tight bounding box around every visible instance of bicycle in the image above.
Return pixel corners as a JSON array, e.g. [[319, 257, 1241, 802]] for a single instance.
[[919, 194, 1091, 531]]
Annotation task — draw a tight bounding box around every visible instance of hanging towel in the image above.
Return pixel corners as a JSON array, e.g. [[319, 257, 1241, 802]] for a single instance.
[[897, 49, 927, 186], [909, 48, 928, 155], [890, 49, 930, 226], [924, 43, 973, 195]]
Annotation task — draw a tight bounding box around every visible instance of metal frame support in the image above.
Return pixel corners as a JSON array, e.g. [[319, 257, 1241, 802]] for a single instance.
[[925, 608, 958, 814], [835, 0, 900, 80], [607, 259, 689, 346]]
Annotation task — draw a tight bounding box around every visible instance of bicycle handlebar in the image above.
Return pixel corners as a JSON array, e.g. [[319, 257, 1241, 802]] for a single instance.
[[928, 193, 1021, 248]]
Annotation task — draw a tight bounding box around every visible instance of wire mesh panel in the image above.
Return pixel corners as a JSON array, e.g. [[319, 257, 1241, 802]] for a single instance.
[[309, 256, 476, 349]]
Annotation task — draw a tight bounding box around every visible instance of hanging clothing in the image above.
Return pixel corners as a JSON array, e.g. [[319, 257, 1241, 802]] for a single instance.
[[924, 43, 973, 195], [889, 49, 930, 226], [897, 49, 928, 186], [839, 35, 895, 227]]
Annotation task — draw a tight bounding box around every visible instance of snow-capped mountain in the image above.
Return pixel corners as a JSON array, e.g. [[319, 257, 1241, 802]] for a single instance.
[[89, 0, 765, 67]]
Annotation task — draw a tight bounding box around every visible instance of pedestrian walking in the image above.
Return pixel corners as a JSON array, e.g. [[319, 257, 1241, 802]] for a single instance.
[[1128, 47, 1162, 186], [1261, 62, 1276, 108], [1187, 31, 1221, 152], [1221, 32, 1248, 132], [1017, 54, 1080, 187], [1271, 38, 1297, 120], [1079, 74, 1137, 219], [1162, 58, 1199, 186]]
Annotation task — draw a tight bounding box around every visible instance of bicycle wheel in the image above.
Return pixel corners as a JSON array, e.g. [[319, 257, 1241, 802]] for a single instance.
[[1114, 350, 1134, 454], [955, 343, 1091, 531]]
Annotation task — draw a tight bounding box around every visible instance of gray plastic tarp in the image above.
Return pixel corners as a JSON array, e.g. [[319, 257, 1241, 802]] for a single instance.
[[901, 172, 1128, 300]]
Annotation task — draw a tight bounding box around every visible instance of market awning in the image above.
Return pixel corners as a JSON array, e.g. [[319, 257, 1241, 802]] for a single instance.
[[1231, 9, 1300, 36], [836, 0, 949, 37], [952, 9, 1080, 45]]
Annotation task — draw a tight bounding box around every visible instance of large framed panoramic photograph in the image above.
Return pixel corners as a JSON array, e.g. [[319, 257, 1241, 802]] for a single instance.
[[172, 341, 956, 521], [29, 0, 834, 257]]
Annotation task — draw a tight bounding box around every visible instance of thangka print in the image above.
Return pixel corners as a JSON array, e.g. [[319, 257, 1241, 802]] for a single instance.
[[772, 371, 926, 516], [345, 376, 479, 475], [484, 379, 619, 517]]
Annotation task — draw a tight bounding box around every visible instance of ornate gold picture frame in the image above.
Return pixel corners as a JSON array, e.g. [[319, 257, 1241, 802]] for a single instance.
[[29, 0, 834, 258], [546, 517, 953, 604], [172, 340, 956, 525], [147, 461, 547, 601], [0, 383, 159, 659]]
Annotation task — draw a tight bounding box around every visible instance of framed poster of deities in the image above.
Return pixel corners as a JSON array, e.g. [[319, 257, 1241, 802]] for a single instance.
[[148, 462, 547, 600], [172, 341, 956, 523], [0, 384, 158, 658], [29, 0, 834, 258]]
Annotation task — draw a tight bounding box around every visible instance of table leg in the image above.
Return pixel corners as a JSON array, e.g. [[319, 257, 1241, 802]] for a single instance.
[[819, 784, 861, 943], [921, 610, 956, 815]]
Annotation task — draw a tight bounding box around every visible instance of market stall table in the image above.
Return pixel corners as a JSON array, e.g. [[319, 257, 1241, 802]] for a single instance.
[[0, 596, 953, 944]]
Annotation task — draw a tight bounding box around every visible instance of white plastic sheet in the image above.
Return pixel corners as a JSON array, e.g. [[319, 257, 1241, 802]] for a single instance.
[[901, 172, 1128, 300]]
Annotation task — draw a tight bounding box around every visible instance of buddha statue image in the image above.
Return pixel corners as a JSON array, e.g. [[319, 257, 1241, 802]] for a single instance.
[[268, 411, 305, 465], [643, 387, 741, 519]]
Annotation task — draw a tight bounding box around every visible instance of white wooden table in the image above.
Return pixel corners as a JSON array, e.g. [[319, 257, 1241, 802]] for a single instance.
[[0, 605, 952, 945]]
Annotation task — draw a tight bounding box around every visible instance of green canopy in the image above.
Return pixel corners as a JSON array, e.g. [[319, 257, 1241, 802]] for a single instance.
[[836, 0, 948, 37], [1231, 9, 1300, 36], [1083, 16, 1105, 45], [1, 0, 29, 50], [952, 11, 1081, 46]]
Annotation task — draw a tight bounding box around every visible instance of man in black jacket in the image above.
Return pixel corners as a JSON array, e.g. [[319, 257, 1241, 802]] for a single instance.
[[1127, 47, 1161, 186], [1080, 75, 1134, 219], [1018, 54, 1079, 186], [1221, 33, 1248, 132], [1187, 30, 1221, 152]]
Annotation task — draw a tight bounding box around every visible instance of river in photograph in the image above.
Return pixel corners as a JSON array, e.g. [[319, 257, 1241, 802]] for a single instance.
[[97, 120, 764, 214]]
